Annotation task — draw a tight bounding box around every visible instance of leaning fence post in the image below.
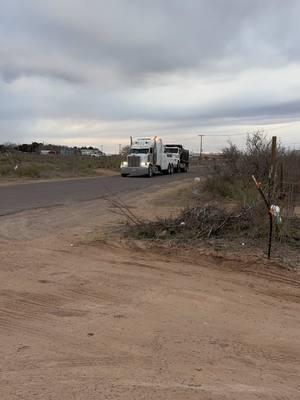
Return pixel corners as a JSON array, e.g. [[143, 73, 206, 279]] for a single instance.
[[252, 175, 273, 259]]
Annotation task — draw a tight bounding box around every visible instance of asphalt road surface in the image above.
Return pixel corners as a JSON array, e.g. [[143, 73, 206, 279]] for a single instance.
[[0, 168, 201, 216]]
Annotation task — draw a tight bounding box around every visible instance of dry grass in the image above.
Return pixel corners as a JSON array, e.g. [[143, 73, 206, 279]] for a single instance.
[[0, 152, 122, 179]]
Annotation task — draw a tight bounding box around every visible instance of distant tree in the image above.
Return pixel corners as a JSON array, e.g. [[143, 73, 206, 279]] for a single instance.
[[17, 142, 42, 152], [31, 142, 41, 152], [120, 145, 130, 158], [222, 141, 241, 175], [18, 143, 31, 152]]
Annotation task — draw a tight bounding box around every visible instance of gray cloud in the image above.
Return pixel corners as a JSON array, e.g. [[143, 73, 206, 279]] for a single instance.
[[0, 0, 300, 149], [2, 0, 300, 81]]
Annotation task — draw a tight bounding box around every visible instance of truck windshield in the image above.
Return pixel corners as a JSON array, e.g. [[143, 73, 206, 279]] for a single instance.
[[165, 148, 178, 153], [130, 149, 150, 154]]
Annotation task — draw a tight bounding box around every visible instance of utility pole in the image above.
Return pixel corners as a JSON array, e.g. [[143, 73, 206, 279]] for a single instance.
[[118, 144, 122, 154], [198, 134, 204, 164]]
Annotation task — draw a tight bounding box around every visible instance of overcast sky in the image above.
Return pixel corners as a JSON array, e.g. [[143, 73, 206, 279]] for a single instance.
[[1, 0, 300, 153]]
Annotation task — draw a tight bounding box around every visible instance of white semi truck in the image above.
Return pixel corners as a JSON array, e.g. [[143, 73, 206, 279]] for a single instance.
[[120, 136, 188, 177]]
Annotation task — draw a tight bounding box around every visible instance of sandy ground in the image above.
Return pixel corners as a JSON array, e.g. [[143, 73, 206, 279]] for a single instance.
[[0, 180, 300, 399]]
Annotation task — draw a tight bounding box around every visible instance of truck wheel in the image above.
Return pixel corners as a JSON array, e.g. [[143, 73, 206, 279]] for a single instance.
[[176, 162, 180, 173], [167, 164, 172, 174], [180, 165, 188, 173], [148, 165, 153, 177], [121, 173, 128, 177]]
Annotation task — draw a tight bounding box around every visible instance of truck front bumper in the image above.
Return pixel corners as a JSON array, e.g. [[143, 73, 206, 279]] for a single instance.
[[120, 166, 148, 176]]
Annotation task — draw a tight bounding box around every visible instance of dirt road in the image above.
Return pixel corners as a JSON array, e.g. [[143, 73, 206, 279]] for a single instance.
[[0, 180, 299, 399]]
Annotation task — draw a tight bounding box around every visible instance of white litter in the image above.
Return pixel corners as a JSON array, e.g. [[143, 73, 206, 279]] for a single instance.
[[270, 204, 282, 224]]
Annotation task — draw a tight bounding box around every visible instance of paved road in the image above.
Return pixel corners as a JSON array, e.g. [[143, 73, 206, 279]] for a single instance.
[[0, 168, 201, 216]]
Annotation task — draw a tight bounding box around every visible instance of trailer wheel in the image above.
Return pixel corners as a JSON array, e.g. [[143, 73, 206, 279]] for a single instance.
[[180, 165, 188, 173]]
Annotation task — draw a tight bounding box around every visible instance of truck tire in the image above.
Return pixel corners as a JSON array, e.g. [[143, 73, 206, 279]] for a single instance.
[[121, 173, 128, 177], [167, 164, 172, 174], [148, 165, 153, 177], [180, 165, 188, 173]]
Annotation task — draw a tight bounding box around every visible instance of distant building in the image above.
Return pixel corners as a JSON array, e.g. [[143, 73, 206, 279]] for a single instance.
[[81, 149, 104, 157], [59, 147, 75, 156], [40, 149, 57, 155]]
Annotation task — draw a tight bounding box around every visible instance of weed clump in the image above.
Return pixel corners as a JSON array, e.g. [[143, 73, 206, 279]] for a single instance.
[[203, 131, 300, 205]]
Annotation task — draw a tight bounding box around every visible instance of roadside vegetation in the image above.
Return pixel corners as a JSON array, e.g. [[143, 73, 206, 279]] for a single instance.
[[122, 132, 300, 265], [203, 132, 300, 203], [0, 152, 122, 179]]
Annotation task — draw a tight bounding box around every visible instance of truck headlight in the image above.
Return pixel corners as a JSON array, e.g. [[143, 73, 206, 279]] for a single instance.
[[121, 161, 128, 167], [140, 161, 149, 167]]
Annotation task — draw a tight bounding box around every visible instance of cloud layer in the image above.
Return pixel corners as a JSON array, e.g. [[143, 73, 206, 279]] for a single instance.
[[1, 0, 300, 152]]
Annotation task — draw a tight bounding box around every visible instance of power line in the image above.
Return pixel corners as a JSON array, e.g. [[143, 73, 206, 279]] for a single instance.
[[202, 133, 249, 137], [197, 132, 248, 156]]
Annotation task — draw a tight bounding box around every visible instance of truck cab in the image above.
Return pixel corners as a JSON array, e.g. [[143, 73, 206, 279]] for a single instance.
[[165, 144, 189, 172], [164, 146, 181, 172]]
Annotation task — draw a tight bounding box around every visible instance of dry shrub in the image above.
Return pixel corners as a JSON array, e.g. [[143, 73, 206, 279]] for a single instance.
[[204, 131, 300, 205], [126, 204, 264, 240], [125, 203, 299, 255]]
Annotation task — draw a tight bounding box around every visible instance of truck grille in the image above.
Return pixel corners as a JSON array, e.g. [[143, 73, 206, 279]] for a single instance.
[[128, 155, 140, 167]]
